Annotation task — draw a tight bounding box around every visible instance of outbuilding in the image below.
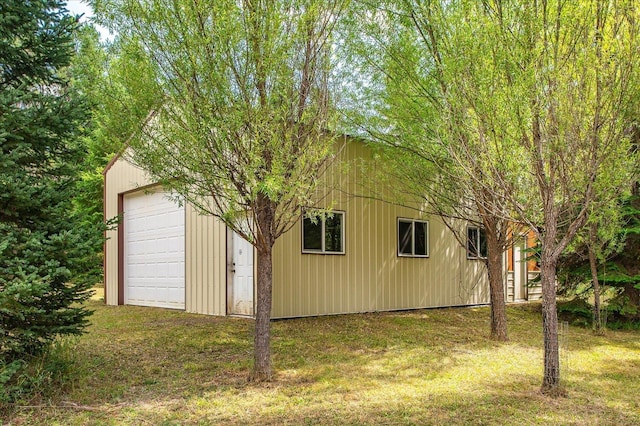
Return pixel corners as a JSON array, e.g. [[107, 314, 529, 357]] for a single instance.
[[103, 138, 539, 318]]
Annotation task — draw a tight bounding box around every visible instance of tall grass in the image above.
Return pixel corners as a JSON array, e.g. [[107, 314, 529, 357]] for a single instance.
[[1, 337, 77, 408]]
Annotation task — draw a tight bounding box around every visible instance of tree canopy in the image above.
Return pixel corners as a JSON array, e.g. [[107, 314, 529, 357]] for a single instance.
[[345, 0, 640, 394], [92, 0, 348, 380]]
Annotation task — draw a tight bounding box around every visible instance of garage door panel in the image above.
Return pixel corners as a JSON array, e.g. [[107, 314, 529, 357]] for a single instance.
[[124, 190, 185, 309], [165, 262, 183, 277], [166, 288, 184, 301], [128, 230, 184, 243]]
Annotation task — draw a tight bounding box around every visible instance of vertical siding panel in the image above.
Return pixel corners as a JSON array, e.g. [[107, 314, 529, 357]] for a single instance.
[[276, 233, 285, 318], [195, 209, 202, 314], [356, 149, 364, 313], [220, 218, 226, 315], [379, 174, 385, 310], [312, 246, 320, 315], [188, 207, 227, 317], [215, 219, 220, 315], [211, 219, 216, 316], [385, 200, 391, 310], [378, 200, 385, 311], [363, 198, 370, 311], [382, 199, 389, 310], [197, 211, 204, 314], [215, 218, 220, 315], [385, 201, 392, 310], [290, 225, 295, 316], [203, 215, 209, 315], [204, 214, 209, 313], [363, 198, 368, 312], [298, 226, 305, 316], [214, 218, 220, 315], [314, 245, 320, 316], [185, 207, 192, 312], [198, 214, 205, 314], [349, 146, 358, 313], [303, 229, 309, 317], [192, 210, 198, 314], [273, 236, 279, 318], [440, 220, 445, 305], [375, 189, 381, 311], [193, 208, 200, 312], [194, 207, 200, 313], [304, 234, 312, 316], [282, 231, 287, 318], [207, 216, 212, 315], [296, 223, 302, 316], [391, 203, 396, 308], [290, 224, 298, 316], [432, 219, 439, 307], [205, 215, 211, 315], [272, 237, 277, 317], [295, 239, 302, 317], [343, 198, 351, 315], [186, 206, 194, 313], [196, 212, 203, 314], [344, 165, 353, 314], [210, 216, 217, 315]]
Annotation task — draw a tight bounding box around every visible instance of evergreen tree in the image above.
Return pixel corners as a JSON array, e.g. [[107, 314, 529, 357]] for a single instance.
[[559, 183, 640, 325], [0, 0, 93, 388]]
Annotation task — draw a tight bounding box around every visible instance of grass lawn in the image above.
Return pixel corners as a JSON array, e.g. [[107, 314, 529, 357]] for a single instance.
[[4, 289, 640, 425]]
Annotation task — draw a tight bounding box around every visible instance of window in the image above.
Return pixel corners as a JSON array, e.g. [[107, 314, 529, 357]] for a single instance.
[[302, 210, 345, 254], [397, 218, 429, 257], [467, 226, 488, 259]]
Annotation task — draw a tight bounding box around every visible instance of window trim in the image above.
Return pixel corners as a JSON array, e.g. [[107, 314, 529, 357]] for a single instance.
[[467, 225, 487, 260], [301, 210, 346, 255], [397, 217, 430, 258]]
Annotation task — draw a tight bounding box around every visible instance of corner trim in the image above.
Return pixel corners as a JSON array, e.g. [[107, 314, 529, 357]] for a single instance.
[[118, 193, 124, 305]]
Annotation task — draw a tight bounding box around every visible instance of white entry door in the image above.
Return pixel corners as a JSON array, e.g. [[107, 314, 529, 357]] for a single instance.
[[513, 239, 527, 301], [230, 232, 254, 316]]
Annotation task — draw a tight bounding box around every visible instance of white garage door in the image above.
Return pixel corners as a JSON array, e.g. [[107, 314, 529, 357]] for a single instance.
[[124, 190, 185, 309]]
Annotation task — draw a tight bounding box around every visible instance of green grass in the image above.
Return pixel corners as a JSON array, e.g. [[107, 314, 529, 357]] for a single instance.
[[4, 290, 640, 425]]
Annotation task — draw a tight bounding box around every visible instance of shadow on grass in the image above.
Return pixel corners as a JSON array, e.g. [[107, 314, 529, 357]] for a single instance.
[[5, 300, 640, 425]]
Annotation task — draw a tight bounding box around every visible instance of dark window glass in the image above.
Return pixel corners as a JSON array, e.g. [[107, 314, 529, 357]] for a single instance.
[[398, 220, 413, 255], [324, 214, 343, 252], [303, 217, 322, 251], [467, 227, 479, 258], [479, 229, 488, 258], [414, 221, 428, 256]]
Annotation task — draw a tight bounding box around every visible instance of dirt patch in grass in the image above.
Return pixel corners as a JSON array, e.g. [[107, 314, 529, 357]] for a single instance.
[[4, 300, 640, 425]]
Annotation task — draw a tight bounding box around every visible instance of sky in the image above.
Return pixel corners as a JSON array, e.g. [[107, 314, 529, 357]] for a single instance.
[[64, 0, 112, 41]]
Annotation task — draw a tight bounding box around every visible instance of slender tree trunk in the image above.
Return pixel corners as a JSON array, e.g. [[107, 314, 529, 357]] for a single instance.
[[588, 224, 602, 332], [540, 254, 562, 394], [253, 246, 273, 381], [486, 228, 508, 341], [252, 193, 276, 381]]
